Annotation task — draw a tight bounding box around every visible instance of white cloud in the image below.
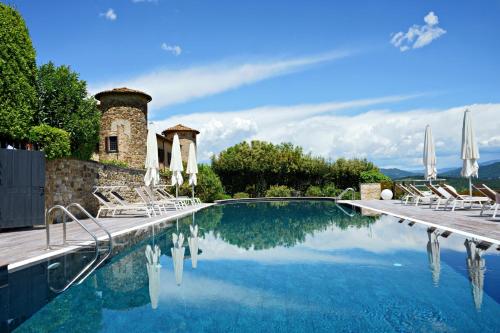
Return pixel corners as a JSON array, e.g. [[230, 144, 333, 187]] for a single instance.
[[100, 8, 117, 21], [161, 43, 182, 56], [89, 50, 351, 110], [153, 101, 500, 168], [391, 11, 446, 51]]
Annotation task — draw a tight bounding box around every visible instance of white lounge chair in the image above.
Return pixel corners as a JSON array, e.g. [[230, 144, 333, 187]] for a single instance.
[[407, 184, 437, 207], [93, 186, 151, 218], [478, 184, 499, 218], [426, 184, 452, 210], [442, 184, 491, 211], [135, 186, 180, 213]]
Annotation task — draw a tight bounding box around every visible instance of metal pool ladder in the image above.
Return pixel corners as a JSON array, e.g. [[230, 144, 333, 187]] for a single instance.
[[45, 203, 113, 293], [335, 187, 355, 201]]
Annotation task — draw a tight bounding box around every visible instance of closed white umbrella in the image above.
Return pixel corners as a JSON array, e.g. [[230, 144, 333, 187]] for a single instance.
[[186, 142, 198, 200], [423, 125, 437, 183], [145, 244, 161, 309], [460, 110, 480, 196], [144, 125, 160, 187], [169, 134, 183, 197]]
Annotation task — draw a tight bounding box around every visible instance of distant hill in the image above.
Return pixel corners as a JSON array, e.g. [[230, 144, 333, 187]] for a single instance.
[[380, 160, 500, 180], [380, 168, 420, 179], [441, 162, 500, 179]]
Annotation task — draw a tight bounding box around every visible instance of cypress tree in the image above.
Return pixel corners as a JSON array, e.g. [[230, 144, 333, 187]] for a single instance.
[[0, 3, 37, 140]]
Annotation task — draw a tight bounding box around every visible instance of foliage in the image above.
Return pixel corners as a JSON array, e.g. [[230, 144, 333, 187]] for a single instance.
[[233, 192, 250, 199], [0, 4, 38, 140], [36, 62, 100, 160], [212, 141, 383, 196], [29, 125, 71, 160], [100, 159, 129, 168], [212, 141, 329, 196], [326, 158, 379, 190], [196, 164, 226, 202], [305, 185, 323, 197], [265, 185, 292, 197], [360, 169, 391, 183], [322, 184, 340, 197]]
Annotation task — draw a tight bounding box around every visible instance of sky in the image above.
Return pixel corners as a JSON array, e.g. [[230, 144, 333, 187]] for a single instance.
[[8, 0, 500, 169]]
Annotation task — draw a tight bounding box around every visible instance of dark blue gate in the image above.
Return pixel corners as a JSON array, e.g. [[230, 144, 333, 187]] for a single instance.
[[0, 149, 45, 229]]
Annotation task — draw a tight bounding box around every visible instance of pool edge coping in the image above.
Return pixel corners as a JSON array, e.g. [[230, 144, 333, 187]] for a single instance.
[[7, 203, 214, 273]]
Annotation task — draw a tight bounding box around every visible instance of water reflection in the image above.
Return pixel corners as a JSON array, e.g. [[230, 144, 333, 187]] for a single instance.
[[145, 245, 161, 309], [426, 229, 441, 286], [465, 239, 486, 311], [8, 202, 500, 333]]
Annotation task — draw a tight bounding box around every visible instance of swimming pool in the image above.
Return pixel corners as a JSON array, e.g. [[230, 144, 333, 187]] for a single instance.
[[9, 201, 500, 332]]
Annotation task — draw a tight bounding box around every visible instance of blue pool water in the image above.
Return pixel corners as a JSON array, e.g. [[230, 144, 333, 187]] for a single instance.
[[11, 201, 500, 332]]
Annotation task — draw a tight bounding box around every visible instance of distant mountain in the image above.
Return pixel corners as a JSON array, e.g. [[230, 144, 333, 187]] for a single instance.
[[380, 168, 420, 179], [441, 161, 500, 179], [380, 160, 500, 180]]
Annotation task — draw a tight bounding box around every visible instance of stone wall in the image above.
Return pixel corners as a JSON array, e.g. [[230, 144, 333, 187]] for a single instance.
[[360, 183, 381, 200], [45, 159, 165, 218]]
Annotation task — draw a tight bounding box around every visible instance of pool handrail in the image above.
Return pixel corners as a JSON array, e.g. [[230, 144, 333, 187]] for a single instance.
[[336, 188, 355, 201]]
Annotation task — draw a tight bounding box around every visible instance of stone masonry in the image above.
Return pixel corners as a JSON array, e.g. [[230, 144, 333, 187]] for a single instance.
[[45, 159, 166, 219], [360, 183, 382, 200], [95, 88, 151, 169]]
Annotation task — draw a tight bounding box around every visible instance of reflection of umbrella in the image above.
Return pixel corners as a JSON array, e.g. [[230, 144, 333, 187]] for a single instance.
[[169, 134, 183, 197], [426, 231, 440, 286], [188, 224, 199, 269], [465, 239, 485, 311], [145, 245, 161, 309], [144, 125, 160, 187], [171, 232, 185, 285], [186, 142, 198, 201], [460, 110, 479, 196], [423, 125, 437, 183]]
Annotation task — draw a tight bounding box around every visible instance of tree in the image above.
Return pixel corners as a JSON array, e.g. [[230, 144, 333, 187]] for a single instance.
[[29, 124, 71, 160], [0, 4, 37, 140], [36, 62, 100, 160]]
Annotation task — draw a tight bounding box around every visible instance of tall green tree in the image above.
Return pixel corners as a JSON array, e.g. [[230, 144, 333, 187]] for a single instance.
[[36, 62, 100, 159], [0, 3, 38, 140]]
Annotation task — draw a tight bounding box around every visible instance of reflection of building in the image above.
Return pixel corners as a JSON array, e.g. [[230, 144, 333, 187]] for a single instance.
[[95, 87, 198, 170]]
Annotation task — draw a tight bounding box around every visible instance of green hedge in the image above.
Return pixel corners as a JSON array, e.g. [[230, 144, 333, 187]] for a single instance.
[[29, 125, 71, 160], [233, 192, 250, 199], [0, 4, 38, 140]]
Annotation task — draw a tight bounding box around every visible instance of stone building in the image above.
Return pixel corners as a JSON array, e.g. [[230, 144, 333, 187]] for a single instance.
[[95, 87, 198, 170]]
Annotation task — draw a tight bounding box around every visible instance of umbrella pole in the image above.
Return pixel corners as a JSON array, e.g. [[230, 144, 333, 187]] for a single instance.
[[469, 177, 472, 197], [192, 184, 194, 201], [176, 184, 178, 198]]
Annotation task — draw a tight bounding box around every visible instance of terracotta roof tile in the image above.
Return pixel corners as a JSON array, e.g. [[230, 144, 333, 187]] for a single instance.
[[162, 124, 200, 135], [94, 87, 152, 102]]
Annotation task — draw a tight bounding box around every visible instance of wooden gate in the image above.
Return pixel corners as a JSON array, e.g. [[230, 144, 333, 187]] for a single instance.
[[0, 149, 45, 229]]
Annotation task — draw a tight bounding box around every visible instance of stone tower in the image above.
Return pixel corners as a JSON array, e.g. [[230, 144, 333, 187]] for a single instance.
[[95, 87, 152, 169], [162, 124, 199, 165]]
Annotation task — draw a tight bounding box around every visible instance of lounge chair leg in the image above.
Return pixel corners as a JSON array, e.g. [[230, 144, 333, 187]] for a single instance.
[[494, 205, 498, 219]]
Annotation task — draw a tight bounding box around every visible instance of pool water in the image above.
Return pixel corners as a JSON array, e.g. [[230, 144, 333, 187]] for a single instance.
[[13, 201, 500, 332]]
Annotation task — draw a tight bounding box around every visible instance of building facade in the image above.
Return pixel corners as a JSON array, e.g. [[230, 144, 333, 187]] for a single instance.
[[95, 87, 198, 170]]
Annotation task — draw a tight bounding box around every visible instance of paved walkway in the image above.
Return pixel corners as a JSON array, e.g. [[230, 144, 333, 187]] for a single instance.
[[0, 204, 212, 271], [339, 199, 500, 245]]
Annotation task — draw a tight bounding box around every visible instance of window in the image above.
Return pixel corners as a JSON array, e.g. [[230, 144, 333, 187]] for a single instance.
[[158, 149, 165, 162], [105, 136, 118, 153]]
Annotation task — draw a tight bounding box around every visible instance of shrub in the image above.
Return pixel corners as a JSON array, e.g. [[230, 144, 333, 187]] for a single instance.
[[305, 185, 323, 197], [321, 184, 339, 197], [233, 192, 250, 199], [29, 125, 71, 160], [0, 4, 38, 140], [36, 62, 100, 160], [360, 169, 391, 183], [265, 185, 292, 197], [100, 159, 129, 168], [327, 158, 378, 190], [196, 164, 226, 202]]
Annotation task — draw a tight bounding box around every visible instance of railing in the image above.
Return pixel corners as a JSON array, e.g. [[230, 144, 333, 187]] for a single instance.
[[45, 204, 113, 293], [335, 187, 355, 201]]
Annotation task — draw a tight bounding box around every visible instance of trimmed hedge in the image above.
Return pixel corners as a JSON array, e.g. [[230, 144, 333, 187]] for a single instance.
[[233, 192, 250, 199], [29, 124, 71, 160]]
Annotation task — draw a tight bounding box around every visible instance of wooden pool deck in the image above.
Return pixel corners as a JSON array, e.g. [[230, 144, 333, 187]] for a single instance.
[[0, 204, 212, 272], [339, 199, 500, 245]]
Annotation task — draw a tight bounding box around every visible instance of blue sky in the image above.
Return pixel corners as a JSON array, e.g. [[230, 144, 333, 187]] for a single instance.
[[9, 0, 500, 169]]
